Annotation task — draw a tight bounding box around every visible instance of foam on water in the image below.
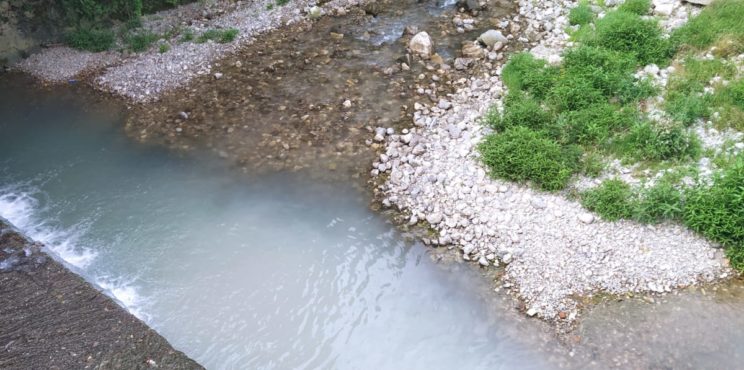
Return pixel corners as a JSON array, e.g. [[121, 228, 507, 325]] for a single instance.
[[0, 185, 147, 320]]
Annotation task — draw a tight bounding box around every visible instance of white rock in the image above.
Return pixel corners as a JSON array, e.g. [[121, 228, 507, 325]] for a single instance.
[[409, 32, 433, 57], [478, 30, 508, 48], [578, 213, 595, 224]]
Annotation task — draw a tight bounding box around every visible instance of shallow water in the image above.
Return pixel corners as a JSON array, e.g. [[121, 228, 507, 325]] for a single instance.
[[0, 77, 567, 369]]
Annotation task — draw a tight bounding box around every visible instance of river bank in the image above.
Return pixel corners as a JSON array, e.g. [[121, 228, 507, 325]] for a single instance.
[[0, 218, 202, 369]]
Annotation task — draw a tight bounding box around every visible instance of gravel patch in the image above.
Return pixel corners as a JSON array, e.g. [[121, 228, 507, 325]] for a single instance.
[[15, 47, 119, 83], [96, 0, 370, 102], [374, 0, 730, 321]]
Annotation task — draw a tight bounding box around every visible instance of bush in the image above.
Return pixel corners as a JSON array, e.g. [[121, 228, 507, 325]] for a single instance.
[[684, 155, 744, 269], [589, 10, 672, 65], [618, 0, 651, 15], [65, 28, 115, 52], [479, 127, 581, 191], [581, 179, 635, 221], [501, 53, 559, 99], [569, 3, 594, 26], [633, 181, 683, 223]]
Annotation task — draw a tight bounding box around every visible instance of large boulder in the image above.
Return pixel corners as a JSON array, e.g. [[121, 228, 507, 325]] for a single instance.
[[478, 29, 507, 48], [409, 31, 433, 57]]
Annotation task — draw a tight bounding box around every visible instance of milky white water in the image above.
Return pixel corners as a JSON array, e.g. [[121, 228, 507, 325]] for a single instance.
[[0, 78, 569, 369]]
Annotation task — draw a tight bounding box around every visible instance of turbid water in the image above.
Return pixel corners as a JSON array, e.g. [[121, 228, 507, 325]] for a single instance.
[[3, 0, 744, 368], [0, 77, 569, 369]]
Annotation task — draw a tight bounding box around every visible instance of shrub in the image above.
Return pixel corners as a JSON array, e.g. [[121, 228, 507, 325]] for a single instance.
[[581, 179, 635, 221], [569, 3, 594, 26], [618, 0, 651, 15], [65, 28, 115, 52], [684, 155, 744, 269], [479, 127, 580, 191], [589, 10, 672, 65]]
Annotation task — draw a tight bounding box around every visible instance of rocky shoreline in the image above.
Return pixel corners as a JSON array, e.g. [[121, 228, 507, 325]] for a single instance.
[[0, 218, 202, 369], [373, 0, 733, 322]]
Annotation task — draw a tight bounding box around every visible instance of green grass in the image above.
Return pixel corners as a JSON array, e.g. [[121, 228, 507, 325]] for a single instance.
[[65, 27, 115, 52], [569, 3, 594, 26], [618, 0, 651, 15], [196, 28, 239, 44], [479, 127, 581, 191], [671, 0, 744, 54], [583, 10, 673, 66], [684, 154, 744, 269], [158, 43, 170, 53], [581, 179, 635, 221], [126, 30, 159, 52]]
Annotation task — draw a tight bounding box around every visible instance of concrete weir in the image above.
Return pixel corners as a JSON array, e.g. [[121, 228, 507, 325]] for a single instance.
[[0, 219, 202, 369]]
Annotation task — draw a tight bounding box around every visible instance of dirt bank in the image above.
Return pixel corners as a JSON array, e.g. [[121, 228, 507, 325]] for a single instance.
[[0, 219, 202, 370]]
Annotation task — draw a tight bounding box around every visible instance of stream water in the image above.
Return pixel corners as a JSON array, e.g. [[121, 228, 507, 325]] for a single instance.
[[3, 0, 744, 369], [0, 77, 566, 369]]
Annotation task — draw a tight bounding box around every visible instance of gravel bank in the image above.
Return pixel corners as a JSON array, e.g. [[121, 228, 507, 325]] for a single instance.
[[375, 0, 730, 321], [96, 0, 370, 102]]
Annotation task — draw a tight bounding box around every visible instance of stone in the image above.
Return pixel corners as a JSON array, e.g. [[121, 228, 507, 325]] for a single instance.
[[526, 308, 538, 317], [178, 111, 189, 120], [478, 30, 507, 48], [426, 212, 443, 224], [214, 72, 223, 79], [454, 58, 474, 70], [437, 99, 452, 110], [409, 32, 433, 57], [308, 6, 321, 19], [461, 42, 484, 59], [578, 213, 595, 224], [342, 99, 352, 108], [685, 0, 711, 4]]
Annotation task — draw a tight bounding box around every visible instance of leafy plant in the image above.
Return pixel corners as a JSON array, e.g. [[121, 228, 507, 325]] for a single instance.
[[618, 0, 651, 15], [65, 27, 115, 52], [581, 179, 635, 221], [586, 10, 673, 65]]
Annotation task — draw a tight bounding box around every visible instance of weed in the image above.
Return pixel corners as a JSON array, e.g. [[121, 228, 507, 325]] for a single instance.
[[126, 30, 159, 52], [196, 28, 239, 44], [684, 154, 744, 269], [479, 127, 581, 191], [587, 10, 672, 65], [158, 43, 170, 53], [501, 53, 559, 99], [488, 93, 553, 132], [618, 0, 651, 15], [569, 3, 594, 26], [672, 0, 744, 53], [65, 28, 115, 52], [581, 179, 635, 221]]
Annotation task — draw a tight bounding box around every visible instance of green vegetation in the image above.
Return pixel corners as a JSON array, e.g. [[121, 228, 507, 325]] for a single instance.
[[125, 30, 159, 52], [158, 43, 170, 53], [568, 3, 594, 26], [65, 27, 116, 52], [685, 155, 744, 269], [61, 0, 194, 51], [671, 0, 744, 53], [618, 0, 651, 15], [196, 28, 240, 44], [479, 127, 580, 191], [479, 0, 744, 270]]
